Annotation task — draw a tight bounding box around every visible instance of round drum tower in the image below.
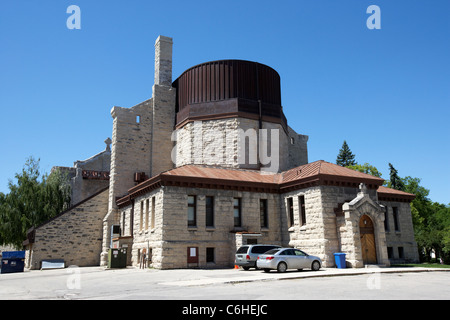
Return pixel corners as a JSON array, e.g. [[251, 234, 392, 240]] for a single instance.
[[172, 60, 287, 131]]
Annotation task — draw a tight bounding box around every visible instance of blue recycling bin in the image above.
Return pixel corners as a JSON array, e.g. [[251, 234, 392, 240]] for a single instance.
[[1, 251, 25, 274], [334, 252, 346, 269]]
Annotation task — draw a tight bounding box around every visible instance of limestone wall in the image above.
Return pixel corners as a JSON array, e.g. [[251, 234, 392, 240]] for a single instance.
[[173, 117, 307, 173], [380, 200, 419, 263], [173, 118, 239, 169], [126, 189, 164, 268], [70, 146, 111, 205], [25, 188, 109, 269], [119, 186, 283, 269], [160, 187, 282, 269], [287, 126, 308, 169], [281, 186, 337, 265], [109, 100, 153, 205]]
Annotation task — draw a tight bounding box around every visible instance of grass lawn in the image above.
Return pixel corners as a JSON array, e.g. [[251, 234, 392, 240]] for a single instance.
[[392, 263, 450, 268]]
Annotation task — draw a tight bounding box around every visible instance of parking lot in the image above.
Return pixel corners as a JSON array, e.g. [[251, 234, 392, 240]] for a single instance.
[[0, 265, 449, 300]]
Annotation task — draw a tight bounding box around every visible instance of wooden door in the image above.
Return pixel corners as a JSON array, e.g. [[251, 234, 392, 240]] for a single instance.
[[359, 215, 377, 264]]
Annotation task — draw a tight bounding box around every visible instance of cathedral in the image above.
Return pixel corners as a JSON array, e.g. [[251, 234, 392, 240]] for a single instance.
[[23, 36, 419, 270]]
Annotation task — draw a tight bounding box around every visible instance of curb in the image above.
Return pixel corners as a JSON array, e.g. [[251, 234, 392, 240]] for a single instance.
[[187, 267, 450, 286]]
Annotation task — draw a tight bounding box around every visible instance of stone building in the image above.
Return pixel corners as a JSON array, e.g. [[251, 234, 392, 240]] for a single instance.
[[23, 140, 111, 269], [24, 35, 419, 269]]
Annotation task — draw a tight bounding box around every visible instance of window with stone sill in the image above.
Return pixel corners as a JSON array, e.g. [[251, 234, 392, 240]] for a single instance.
[[206, 247, 215, 263], [206, 196, 214, 227], [145, 199, 149, 230], [260, 199, 268, 229], [393, 207, 400, 232], [384, 207, 390, 232], [299, 195, 306, 226], [139, 200, 144, 231], [234, 198, 241, 228], [287, 197, 294, 228], [188, 195, 197, 227]]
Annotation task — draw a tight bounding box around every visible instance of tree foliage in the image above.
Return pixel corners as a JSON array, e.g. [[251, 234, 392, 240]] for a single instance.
[[0, 157, 71, 248], [336, 140, 357, 167], [394, 174, 450, 263], [335, 140, 450, 263], [387, 163, 405, 191], [346, 163, 383, 178]]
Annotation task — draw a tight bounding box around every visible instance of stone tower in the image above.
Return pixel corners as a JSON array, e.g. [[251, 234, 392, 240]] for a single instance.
[[171, 60, 308, 173], [100, 36, 176, 266]]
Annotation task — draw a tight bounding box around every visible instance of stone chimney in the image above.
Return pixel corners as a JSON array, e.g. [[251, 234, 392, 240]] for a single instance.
[[154, 36, 173, 87], [151, 36, 176, 177]]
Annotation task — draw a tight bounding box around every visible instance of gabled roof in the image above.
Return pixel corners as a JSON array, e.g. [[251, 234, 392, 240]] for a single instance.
[[280, 160, 384, 191]]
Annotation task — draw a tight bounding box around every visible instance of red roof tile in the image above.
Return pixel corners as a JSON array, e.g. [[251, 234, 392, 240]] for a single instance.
[[119, 161, 404, 207], [377, 185, 416, 201], [281, 160, 384, 186], [163, 165, 282, 184]]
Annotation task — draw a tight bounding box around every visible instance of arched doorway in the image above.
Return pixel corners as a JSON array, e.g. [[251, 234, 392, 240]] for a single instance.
[[359, 215, 377, 264]]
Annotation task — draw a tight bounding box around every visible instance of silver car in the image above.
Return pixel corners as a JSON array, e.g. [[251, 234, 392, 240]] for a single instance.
[[256, 248, 321, 273], [235, 244, 281, 270]]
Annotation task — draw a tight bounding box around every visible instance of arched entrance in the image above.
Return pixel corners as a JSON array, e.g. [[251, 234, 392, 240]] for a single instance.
[[359, 215, 377, 265]]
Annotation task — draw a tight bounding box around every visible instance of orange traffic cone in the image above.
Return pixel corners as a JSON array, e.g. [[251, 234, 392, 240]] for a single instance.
[[234, 265, 239, 269]]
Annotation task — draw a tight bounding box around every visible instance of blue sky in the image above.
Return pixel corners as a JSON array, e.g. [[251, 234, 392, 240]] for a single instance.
[[0, 0, 449, 204]]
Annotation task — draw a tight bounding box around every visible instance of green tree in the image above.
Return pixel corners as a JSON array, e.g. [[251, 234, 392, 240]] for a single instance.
[[387, 163, 405, 191], [346, 163, 382, 178], [336, 140, 357, 167], [0, 157, 71, 248], [399, 175, 450, 263]]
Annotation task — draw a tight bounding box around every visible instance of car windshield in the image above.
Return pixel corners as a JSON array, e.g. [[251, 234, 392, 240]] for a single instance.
[[264, 249, 280, 255], [236, 246, 249, 254]]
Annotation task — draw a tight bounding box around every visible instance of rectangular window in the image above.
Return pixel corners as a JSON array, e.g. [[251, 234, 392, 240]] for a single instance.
[[206, 248, 215, 263], [139, 201, 144, 231], [122, 212, 126, 236], [299, 195, 306, 226], [287, 197, 294, 227], [384, 207, 390, 232], [188, 195, 197, 227], [260, 199, 268, 228], [145, 199, 149, 230], [393, 207, 400, 231], [151, 196, 155, 229], [130, 204, 134, 235], [233, 198, 241, 227], [206, 196, 214, 227], [387, 247, 393, 259], [398, 247, 404, 259]]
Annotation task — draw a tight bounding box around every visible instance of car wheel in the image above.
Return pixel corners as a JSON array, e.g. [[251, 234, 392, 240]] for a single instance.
[[311, 261, 320, 271], [243, 266, 250, 271], [277, 262, 287, 273]]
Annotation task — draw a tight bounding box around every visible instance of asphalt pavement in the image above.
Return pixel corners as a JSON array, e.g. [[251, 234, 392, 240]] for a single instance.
[[0, 265, 449, 300]]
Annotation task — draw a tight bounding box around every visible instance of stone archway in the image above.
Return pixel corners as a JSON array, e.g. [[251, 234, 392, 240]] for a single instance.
[[359, 215, 377, 264], [340, 184, 390, 268]]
